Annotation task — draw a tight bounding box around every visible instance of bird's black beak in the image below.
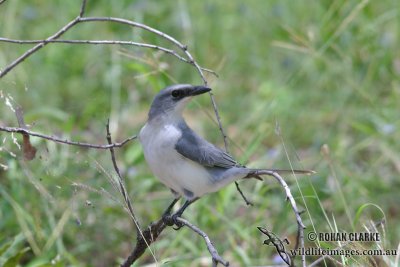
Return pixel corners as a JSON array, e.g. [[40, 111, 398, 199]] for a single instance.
[[189, 85, 211, 96]]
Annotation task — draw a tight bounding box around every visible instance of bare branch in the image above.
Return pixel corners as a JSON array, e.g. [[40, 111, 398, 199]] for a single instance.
[[79, 0, 87, 17], [105, 120, 140, 232], [251, 170, 306, 266], [0, 18, 81, 78], [121, 218, 166, 267], [209, 93, 229, 149], [0, 38, 217, 75], [76, 17, 219, 79], [234, 181, 253, 206], [176, 217, 229, 266], [121, 215, 229, 267], [0, 126, 137, 149]]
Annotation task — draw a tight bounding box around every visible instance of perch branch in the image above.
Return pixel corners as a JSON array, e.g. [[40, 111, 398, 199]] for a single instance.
[[0, 15, 218, 78], [121, 215, 228, 267], [121, 218, 166, 267], [0, 126, 137, 149], [234, 181, 253, 206]]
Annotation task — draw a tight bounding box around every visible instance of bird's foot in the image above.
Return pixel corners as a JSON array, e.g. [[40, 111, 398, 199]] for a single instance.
[[171, 213, 184, 230], [162, 213, 184, 230]]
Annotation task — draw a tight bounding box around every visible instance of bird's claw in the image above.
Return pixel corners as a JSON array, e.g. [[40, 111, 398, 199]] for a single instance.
[[162, 213, 184, 230], [171, 214, 184, 230]]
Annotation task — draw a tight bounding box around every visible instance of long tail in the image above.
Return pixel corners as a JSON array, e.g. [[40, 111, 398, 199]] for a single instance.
[[245, 168, 315, 180]]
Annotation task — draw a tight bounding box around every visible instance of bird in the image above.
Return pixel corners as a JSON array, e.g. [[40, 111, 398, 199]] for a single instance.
[[139, 84, 313, 227]]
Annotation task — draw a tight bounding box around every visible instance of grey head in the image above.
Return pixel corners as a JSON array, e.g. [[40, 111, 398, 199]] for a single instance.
[[148, 84, 211, 121]]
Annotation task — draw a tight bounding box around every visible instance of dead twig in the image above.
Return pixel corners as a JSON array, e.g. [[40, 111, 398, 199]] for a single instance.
[[105, 120, 140, 232], [0, 14, 83, 78], [0, 126, 137, 149], [252, 170, 306, 267], [120, 215, 228, 267], [234, 181, 253, 206], [177, 217, 229, 266], [0, 38, 216, 75]]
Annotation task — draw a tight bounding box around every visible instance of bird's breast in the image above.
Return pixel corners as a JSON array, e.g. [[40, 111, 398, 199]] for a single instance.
[[139, 122, 214, 199], [139, 122, 182, 164]]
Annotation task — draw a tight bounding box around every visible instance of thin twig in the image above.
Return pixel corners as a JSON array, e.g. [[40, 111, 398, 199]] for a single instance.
[[105, 120, 140, 232], [0, 38, 217, 75], [79, 0, 87, 17], [252, 170, 306, 266], [0, 126, 137, 149], [0, 38, 186, 58], [76, 17, 219, 78], [104, 121, 160, 266], [0, 18, 81, 78], [121, 215, 229, 267], [176, 217, 229, 266], [234, 181, 253, 206], [0, 17, 218, 78], [275, 123, 307, 267]]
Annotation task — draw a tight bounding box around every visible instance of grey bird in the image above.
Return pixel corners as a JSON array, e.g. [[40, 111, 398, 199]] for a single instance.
[[139, 84, 312, 226]]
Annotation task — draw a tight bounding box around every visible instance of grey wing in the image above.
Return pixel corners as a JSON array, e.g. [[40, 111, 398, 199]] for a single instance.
[[175, 122, 239, 168]]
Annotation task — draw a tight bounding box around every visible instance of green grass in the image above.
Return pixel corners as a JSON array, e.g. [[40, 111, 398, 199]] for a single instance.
[[1, 0, 399, 266]]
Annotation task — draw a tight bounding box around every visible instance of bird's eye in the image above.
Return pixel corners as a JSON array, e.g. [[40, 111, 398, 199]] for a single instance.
[[171, 90, 183, 98]]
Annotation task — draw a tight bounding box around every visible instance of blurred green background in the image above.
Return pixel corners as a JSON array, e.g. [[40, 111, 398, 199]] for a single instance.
[[0, 0, 399, 266]]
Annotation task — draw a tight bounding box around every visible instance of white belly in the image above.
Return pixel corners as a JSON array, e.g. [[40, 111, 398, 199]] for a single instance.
[[139, 122, 213, 199]]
